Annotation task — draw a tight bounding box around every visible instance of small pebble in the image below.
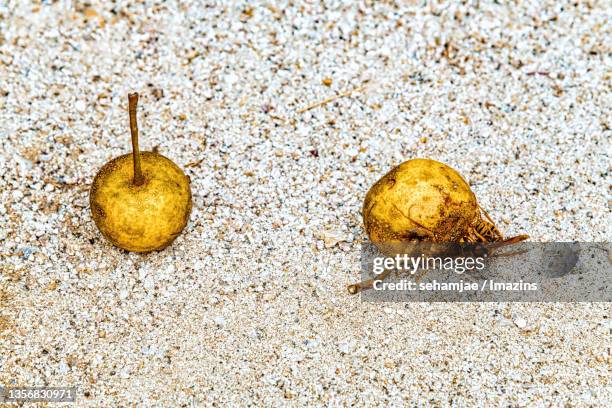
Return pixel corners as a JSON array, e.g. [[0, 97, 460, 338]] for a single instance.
[[514, 318, 527, 329]]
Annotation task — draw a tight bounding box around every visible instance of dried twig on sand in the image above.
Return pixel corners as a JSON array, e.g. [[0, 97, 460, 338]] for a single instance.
[[297, 86, 364, 114]]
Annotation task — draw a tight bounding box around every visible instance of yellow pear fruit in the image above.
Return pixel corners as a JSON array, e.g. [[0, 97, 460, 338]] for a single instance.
[[89, 93, 192, 252], [348, 158, 528, 294], [362, 158, 478, 246]]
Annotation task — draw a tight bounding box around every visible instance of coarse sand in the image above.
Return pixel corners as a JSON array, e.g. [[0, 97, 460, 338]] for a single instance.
[[1, 1, 610, 405]]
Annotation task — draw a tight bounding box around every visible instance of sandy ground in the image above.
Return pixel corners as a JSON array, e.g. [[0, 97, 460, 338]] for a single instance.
[[1, 0, 610, 406]]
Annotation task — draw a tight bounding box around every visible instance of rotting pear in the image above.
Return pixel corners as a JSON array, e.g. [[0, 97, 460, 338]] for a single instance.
[[348, 158, 528, 294]]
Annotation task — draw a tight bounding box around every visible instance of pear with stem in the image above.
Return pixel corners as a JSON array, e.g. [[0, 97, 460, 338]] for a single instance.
[[90, 93, 192, 252]]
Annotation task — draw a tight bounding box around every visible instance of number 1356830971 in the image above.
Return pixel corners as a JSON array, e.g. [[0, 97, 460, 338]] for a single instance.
[[0, 386, 76, 403]]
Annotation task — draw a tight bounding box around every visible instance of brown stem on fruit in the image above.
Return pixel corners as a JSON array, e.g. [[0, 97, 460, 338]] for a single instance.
[[128, 92, 144, 186]]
